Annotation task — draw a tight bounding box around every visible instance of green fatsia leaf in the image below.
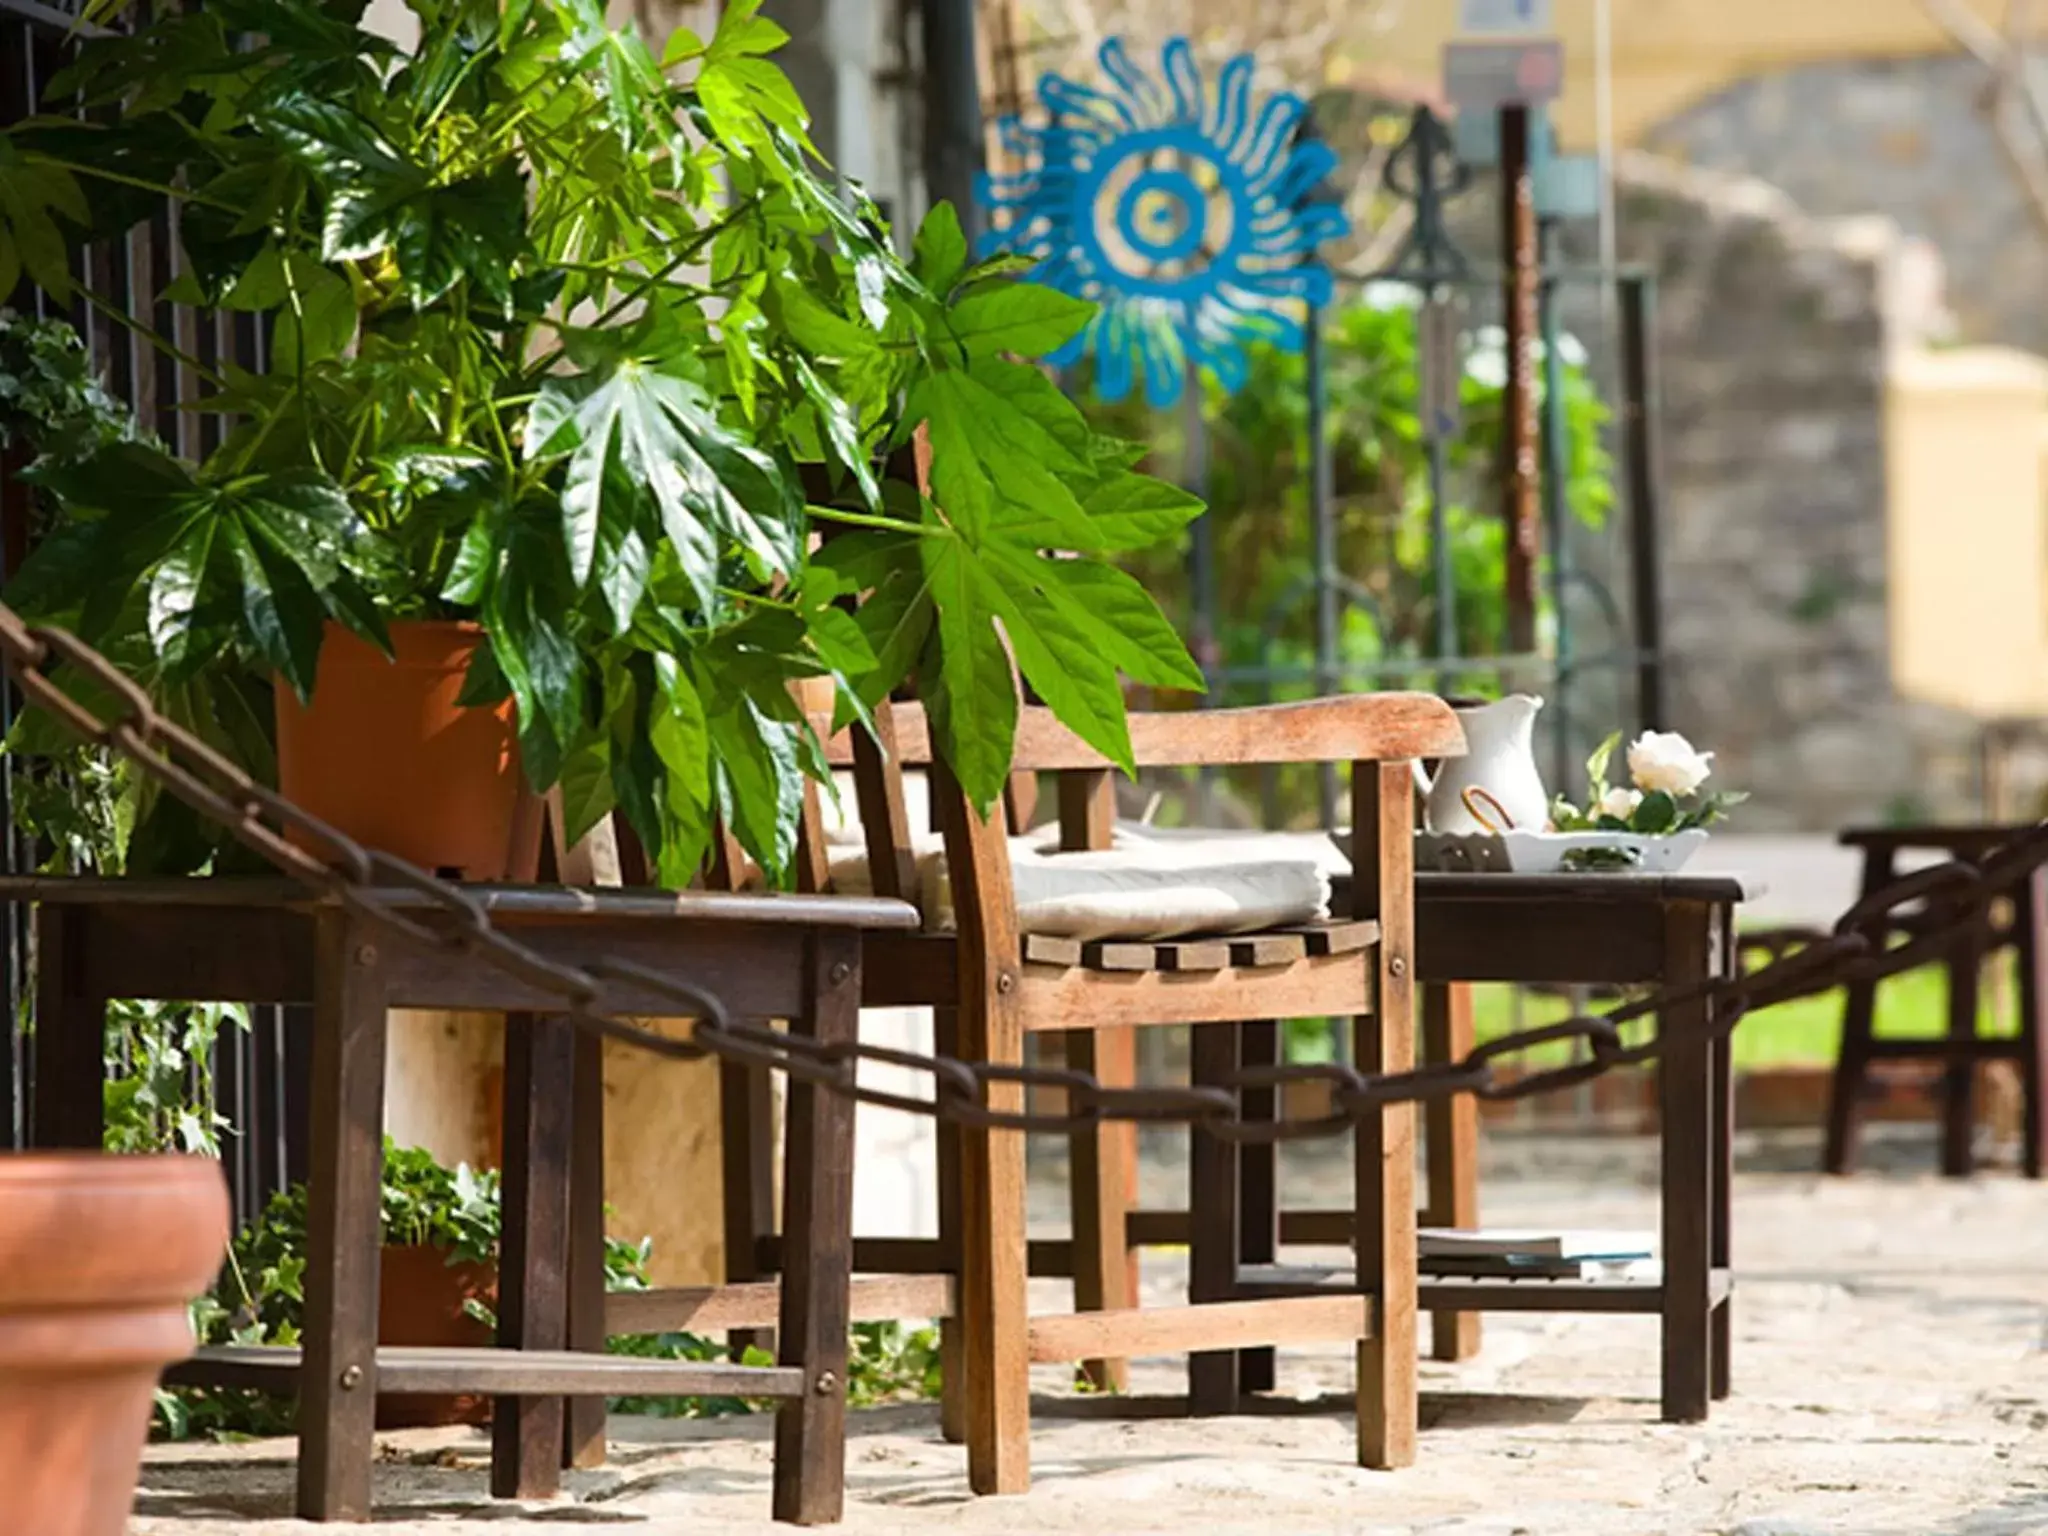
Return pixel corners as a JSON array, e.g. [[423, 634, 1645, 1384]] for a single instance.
[[846, 565, 932, 711], [1078, 472, 1205, 552], [910, 368, 1096, 549], [470, 501, 582, 767], [556, 733, 617, 847], [945, 281, 1094, 362], [912, 202, 968, 296], [13, 444, 371, 697], [1040, 558, 1203, 691], [918, 533, 1018, 813], [558, 0, 668, 149], [972, 543, 1132, 774], [266, 92, 526, 309], [0, 137, 89, 301], [791, 356, 879, 512], [707, 692, 803, 879], [647, 651, 710, 834], [527, 349, 803, 612], [271, 255, 358, 374]]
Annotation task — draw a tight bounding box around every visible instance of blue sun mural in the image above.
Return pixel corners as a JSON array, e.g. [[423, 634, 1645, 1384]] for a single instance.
[[976, 36, 1351, 408]]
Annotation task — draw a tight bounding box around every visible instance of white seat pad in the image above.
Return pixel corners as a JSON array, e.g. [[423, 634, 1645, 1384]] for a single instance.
[[823, 821, 1334, 942]]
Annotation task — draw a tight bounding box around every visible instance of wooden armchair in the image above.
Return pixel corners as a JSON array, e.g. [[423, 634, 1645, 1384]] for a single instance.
[[721, 690, 1463, 1494]]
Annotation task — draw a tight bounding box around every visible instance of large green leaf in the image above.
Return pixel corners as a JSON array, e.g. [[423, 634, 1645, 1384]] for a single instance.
[[528, 346, 803, 610], [1078, 473, 1206, 552], [1041, 558, 1203, 691], [945, 282, 1093, 361], [918, 533, 1018, 810], [267, 93, 526, 308], [0, 139, 88, 301]]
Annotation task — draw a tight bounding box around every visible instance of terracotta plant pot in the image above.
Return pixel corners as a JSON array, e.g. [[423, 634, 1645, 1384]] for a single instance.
[[375, 1245, 498, 1429], [0, 1153, 228, 1536], [274, 620, 545, 882]]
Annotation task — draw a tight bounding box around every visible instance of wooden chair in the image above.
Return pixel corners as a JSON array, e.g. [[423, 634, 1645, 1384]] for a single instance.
[[723, 691, 1463, 1493]]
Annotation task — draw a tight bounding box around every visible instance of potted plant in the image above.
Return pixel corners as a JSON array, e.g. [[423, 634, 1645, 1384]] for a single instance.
[[0, 1153, 228, 1536], [0, 0, 1203, 884]]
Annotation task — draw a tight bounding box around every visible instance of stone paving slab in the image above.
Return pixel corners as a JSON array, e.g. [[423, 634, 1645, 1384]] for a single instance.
[[129, 1132, 2048, 1536]]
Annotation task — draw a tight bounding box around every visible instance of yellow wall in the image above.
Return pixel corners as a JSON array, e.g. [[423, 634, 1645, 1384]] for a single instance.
[[1887, 344, 2048, 720], [1343, 0, 2002, 150]]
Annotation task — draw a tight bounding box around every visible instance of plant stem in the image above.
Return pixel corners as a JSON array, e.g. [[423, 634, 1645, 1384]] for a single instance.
[[76, 288, 224, 390]]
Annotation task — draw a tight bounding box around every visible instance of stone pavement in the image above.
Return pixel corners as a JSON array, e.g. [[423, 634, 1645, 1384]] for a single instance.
[[130, 1128, 2048, 1536]]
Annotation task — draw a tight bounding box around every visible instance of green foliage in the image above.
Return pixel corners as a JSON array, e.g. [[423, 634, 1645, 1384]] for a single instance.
[[0, 0, 1197, 879]]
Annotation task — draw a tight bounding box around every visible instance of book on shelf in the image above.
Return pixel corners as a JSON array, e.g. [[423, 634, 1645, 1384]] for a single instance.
[[1418, 1227, 1655, 1263], [1421, 1253, 1661, 1283]]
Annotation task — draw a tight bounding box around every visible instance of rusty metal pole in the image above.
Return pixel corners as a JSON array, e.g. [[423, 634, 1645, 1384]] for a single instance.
[[1498, 104, 1541, 656]]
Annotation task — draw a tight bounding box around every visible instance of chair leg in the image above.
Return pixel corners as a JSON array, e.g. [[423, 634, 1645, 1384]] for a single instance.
[[1237, 1020, 1279, 1395], [1065, 1027, 1133, 1393], [1187, 1022, 1241, 1415], [2020, 872, 2048, 1180], [1822, 978, 1876, 1176], [959, 1059, 1031, 1494], [934, 1006, 968, 1446], [771, 933, 861, 1525], [1422, 983, 1481, 1363], [1943, 923, 1984, 1178]]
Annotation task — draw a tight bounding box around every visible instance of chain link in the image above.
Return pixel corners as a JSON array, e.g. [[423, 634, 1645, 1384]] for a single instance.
[[3, 601, 2044, 1141]]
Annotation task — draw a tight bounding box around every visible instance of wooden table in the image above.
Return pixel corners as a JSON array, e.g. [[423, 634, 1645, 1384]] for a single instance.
[[1827, 826, 2047, 1177], [9, 876, 919, 1523], [1138, 870, 1751, 1423]]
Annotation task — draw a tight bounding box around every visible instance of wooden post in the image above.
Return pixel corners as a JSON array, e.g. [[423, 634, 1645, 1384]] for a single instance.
[[1499, 104, 1541, 654]]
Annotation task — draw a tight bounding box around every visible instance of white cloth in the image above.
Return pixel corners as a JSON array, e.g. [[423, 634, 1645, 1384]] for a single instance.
[[824, 819, 1334, 942]]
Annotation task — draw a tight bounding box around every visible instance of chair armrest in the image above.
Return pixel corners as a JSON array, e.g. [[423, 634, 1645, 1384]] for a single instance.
[[818, 695, 1464, 772]]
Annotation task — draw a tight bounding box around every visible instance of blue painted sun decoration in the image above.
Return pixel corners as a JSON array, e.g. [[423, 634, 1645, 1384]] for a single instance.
[[976, 36, 1351, 408]]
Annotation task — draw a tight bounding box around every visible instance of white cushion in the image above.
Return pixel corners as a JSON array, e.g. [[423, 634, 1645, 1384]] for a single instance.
[[823, 820, 1332, 942]]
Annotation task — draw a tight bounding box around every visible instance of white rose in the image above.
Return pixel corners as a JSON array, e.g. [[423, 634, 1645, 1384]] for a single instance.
[[1598, 786, 1643, 820], [1627, 731, 1713, 796]]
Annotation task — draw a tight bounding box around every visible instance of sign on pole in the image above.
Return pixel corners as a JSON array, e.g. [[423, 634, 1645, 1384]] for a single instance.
[[1458, 0, 1552, 34], [1442, 39, 1565, 110]]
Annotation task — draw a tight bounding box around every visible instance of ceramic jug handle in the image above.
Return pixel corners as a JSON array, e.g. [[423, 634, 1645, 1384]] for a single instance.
[[1460, 784, 1516, 835]]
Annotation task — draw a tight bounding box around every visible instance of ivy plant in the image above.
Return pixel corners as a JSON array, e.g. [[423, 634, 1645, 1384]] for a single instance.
[[0, 0, 1201, 881]]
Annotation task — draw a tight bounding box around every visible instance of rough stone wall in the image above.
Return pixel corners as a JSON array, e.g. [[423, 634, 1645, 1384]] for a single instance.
[[1595, 155, 1983, 830], [1439, 154, 1985, 830], [1643, 54, 2043, 354]]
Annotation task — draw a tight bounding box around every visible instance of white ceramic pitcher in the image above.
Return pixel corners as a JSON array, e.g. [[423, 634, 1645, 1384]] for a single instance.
[[1413, 695, 1549, 835]]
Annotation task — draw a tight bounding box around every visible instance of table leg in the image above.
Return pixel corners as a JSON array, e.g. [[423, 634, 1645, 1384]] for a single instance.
[[720, 1059, 778, 1362], [1658, 901, 1714, 1424], [493, 1012, 574, 1501], [297, 913, 390, 1522], [1710, 914, 1735, 1401], [31, 905, 104, 1150], [1943, 918, 1985, 1178], [771, 930, 860, 1524], [1237, 1019, 1279, 1394], [564, 1026, 608, 1468], [1423, 982, 1481, 1362], [1188, 1021, 1241, 1415], [2019, 870, 2048, 1180]]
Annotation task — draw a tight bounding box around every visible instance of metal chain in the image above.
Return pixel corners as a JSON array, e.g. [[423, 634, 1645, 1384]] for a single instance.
[[2, 601, 2044, 1142]]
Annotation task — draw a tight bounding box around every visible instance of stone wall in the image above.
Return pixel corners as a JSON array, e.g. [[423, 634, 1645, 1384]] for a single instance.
[[1599, 154, 1985, 829], [1644, 54, 2043, 354], [1437, 153, 1990, 830]]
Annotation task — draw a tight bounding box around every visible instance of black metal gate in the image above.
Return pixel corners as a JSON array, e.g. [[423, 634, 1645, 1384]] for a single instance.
[[0, 0, 305, 1228]]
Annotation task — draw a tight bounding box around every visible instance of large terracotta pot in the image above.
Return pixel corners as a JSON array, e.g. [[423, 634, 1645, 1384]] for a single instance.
[[274, 620, 544, 881], [374, 1244, 497, 1429], [0, 1153, 229, 1536]]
